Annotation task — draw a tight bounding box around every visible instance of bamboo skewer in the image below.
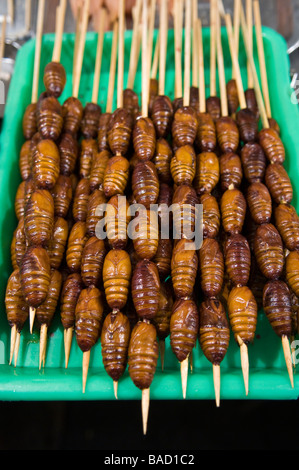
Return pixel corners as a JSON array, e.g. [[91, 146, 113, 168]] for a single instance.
[[216, 4, 228, 118], [91, 7, 106, 104], [147, 0, 157, 86], [150, 31, 159, 81], [106, 20, 118, 114], [117, 0, 125, 109], [158, 0, 168, 97], [31, 0, 45, 104], [198, 18, 206, 114], [72, 0, 90, 99], [52, 0, 67, 64], [232, 0, 241, 79], [73, 4, 82, 77], [127, 0, 142, 90], [82, 350, 90, 393], [246, 0, 254, 89], [173, 0, 183, 99], [209, 0, 217, 99], [192, 0, 198, 89]]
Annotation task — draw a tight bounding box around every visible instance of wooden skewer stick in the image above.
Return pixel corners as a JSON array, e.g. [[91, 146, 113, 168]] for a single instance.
[[192, 0, 198, 88], [210, 0, 217, 98], [141, 0, 149, 117], [237, 335, 249, 395], [213, 364, 220, 407], [198, 17, 206, 113], [117, 0, 125, 109], [142, 388, 150, 435], [9, 324, 17, 365], [52, 0, 67, 63], [113, 380, 118, 399], [31, 0, 45, 104], [246, 0, 254, 89], [91, 7, 106, 104], [64, 326, 73, 368], [253, 0, 271, 118], [232, 0, 241, 79], [173, 0, 183, 99], [73, 4, 82, 77], [150, 31, 159, 80], [216, 4, 228, 117], [183, 0, 191, 107], [72, 0, 90, 99], [29, 306, 36, 334], [13, 331, 21, 367], [82, 350, 90, 393], [106, 19, 118, 114], [127, 0, 142, 89], [39, 323, 47, 370], [281, 334, 294, 388], [8, 0, 14, 24], [0, 16, 7, 72], [158, 0, 168, 96], [147, 0, 157, 85], [180, 356, 189, 399]]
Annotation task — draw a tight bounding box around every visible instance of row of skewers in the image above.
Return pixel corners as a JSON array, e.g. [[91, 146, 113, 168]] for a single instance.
[[4, 0, 299, 434]]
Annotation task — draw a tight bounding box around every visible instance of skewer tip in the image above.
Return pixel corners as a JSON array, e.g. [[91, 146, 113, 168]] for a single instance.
[[281, 335, 294, 388], [141, 388, 150, 435], [9, 324, 17, 365], [237, 335, 249, 395], [29, 306, 36, 334], [14, 332, 21, 368], [213, 363, 221, 407], [82, 350, 91, 393], [64, 327, 73, 369], [39, 323, 47, 370], [113, 380, 118, 399], [180, 356, 189, 399]]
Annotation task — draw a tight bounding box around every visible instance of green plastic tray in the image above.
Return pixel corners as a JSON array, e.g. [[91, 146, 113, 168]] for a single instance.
[[0, 26, 298, 401]]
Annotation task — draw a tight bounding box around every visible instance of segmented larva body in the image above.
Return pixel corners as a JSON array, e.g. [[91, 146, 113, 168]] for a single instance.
[[20, 245, 51, 308], [66, 221, 88, 273], [286, 250, 299, 298], [131, 259, 160, 321], [43, 61, 66, 98], [248, 254, 267, 311], [172, 106, 198, 148], [32, 139, 60, 190], [103, 155, 130, 198], [62, 97, 84, 137], [75, 286, 104, 352], [171, 239, 198, 300], [51, 175, 73, 219], [274, 203, 299, 251], [258, 128, 285, 164], [172, 184, 199, 240], [132, 116, 156, 161], [151, 94, 174, 138], [148, 78, 159, 115], [5, 269, 29, 332], [196, 112, 217, 152], [15, 181, 26, 220], [153, 238, 173, 280], [226, 79, 239, 117], [81, 103, 102, 139], [49, 216, 69, 270], [72, 177, 91, 222], [157, 182, 173, 229], [265, 162, 293, 204], [24, 188, 54, 247], [153, 280, 174, 340], [123, 88, 140, 121], [224, 234, 251, 288], [97, 112, 111, 152], [58, 132, 79, 176], [86, 188, 107, 237], [89, 150, 111, 192], [245, 88, 259, 121], [170, 144, 196, 187], [189, 86, 199, 110], [153, 137, 173, 185], [220, 188, 247, 235], [101, 310, 131, 381], [79, 138, 98, 179], [198, 238, 224, 298], [81, 237, 106, 288], [37, 96, 63, 141], [108, 108, 134, 157], [103, 249, 132, 311], [35, 268, 62, 328], [240, 142, 266, 184], [246, 182, 272, 225], [128, 320, 159, 390], [60, 273, 83, 331], [132, 160, 160, 208], [194, 151, 219, 196], [262, 280, 292, 338], [19, 140, 32, 181], [253, 223, 284, 280], [199, 193, 221, 239], [22, 103, 37, 140], [170, 298, 199, 362], [199, 298, 230, 365], [206, 96, 221, 122], [215, 116, 239, 154], [219, 152, 243, 191], [105, 195, 130, 249], [227, 285, 258, 345], [236, 108, 258, 144], [132, 209, 159, 260]]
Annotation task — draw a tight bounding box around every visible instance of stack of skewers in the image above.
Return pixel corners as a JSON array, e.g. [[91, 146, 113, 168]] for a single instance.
[[4, 0, 299, 435]]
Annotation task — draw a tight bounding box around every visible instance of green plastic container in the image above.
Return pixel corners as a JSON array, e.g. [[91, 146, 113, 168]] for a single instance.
[[0, 26, 298, 401]]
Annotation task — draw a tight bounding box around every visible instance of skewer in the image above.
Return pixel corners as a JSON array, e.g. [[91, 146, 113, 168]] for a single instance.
[[39, 323, 47, 370], [13, 331, 21, 367], [216, 3, 228, 117], [82, 350, 90, 393], [198, 17, 205, 113], [147, 0, 157, 86], [91, 7, 106, 104], [232, 0, 241, 79], [213, 364, 220, 407], [173, 0, 183, 99], [183, 0, 191, 108], [9, 324, 17, 365], [158, 0, 167, 97], [52, 0, 67, 64], [127, 0, 142, 90], [73, 4, 82, 77], [117, 0, 125, 109], [72, 0, 90, 99], [8, 0, 14, 24], [209, 0, 217, 98], [192, 0, 198, 89], [246, 0, 254, 90], [31, 0, 45, 104], [106, 20, 119, 114], [150, 31, 159, 81]]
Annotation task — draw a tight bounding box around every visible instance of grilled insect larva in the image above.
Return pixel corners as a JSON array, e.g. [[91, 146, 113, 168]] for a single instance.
[[236, 108, 258, 143], [128, 320, 159, 390], [246, 182, 272, 225], [24, 175, 37, 208], [151, 94, 173, 138], [75, 286, 104, 353], [265, 162, 293, 204], [199, 193, 220, 239], [153, 279, 173, 341], [58, 132, 79, 176], [49, 216, 69, 269], [35, 268, 62, 328], [224, 234, 251, 287], [105, 194, 130, 249], [258, 127, 285, 164], [123, 88, 140, 121], [274, 203, 299, 251], [79, 138, 98, 179], [240, 141, 266, 184], [199, 298, 230, 365], [24, 188, 54, 247], [32, 139, 60, 190], [172, 96, 183, 113], [37, 95, 63, 141], [248, 253, 267, 311], [206, 96, 221, 122], [60, 272, 83, 331], [62, 96, 84, 137], [81, 103, 102, 139], [90, 150, 111, 192], [131, 259, 160, 321], [86, 188, 107, 237], [219, 152, 243, 191], [51, 174, 72, 219], [268, 117, 280, 135], [171, 239, 198, 299], [132, 116, 156, 161], [103, 155, 130, 198], [19, 140, 32, 181], [132, 208, 159, 260], [226, 79, 239, 117], [153, 237, 173, 280], [189, 86, 199, 110], [170, 297, 199, 362], [149, 78, 159, 115], [15, 181, 26, 220], [5, 269, 29, 332], [66, 221, 88, 273], [101, 310, 131, 382], [227, 285, 258, 345], [196, 112, 217, 152], [198, 238, 224, 298], [263, 280, 292, 338], [157, 182, 173, 228], [13, 217, 26, 268], [43, 61, 66, 98], [172, 106, 198, 148], [172, 184, 199, 240], [170, 144, 196, 187], [245, 88, 259, 121], [220, 188, 247, 235], [102, 249, 132, 310], [153, 137, 173, 185], [215, 116, 239, 153], [81, 236, 106, 288], [22, 103, 37, 140], [286, 250, 299, 298], [107, 108, 134, 157], [253, 223, 284, 280], [72, 177, 91, 222], [132, 160, 160, 208], [97, 112, 111, 151], [20, 245, 51, 308]]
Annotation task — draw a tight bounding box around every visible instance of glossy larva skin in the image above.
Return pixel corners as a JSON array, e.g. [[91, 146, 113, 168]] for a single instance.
[[66, 221, 88, 273], [22, 103, 37, 140], [153, 280, 174, 340], [226, 79, 239, 116], [220, 188, 247, 235], [153, 238, 173, 280], [241, 142, 266, 184], [43, 61, 66, 98], [227, 285, 258, 345], [172, 106, 198, 148], [24, 188, 55, 247], [253, 223, 284, 280], [199, 193, 220, 239], [103, 155, 130, 198], [15, 181, 26, 220], [58, 132, 79, 176], [224, 234, 251, 288], [206, 96, 221, 122], [194, 151, 219, 196], [89, 150, 111, 192], [5, 269, 29, 332], [153, 138, 173, 185], [286, 250, 299, 298], [81, 237, 106, 288], [245, 88, 259, 121], [108, 108, 134, 157], [51, 175, 73, 219], [97, 113, 111, 152], [35, 268, 62, 328], [171, 239, 198, 300], [49, 216, 69, 270], [81, 103, 102, 139], [60, 273, 83, 330], [62, 97, 84, 137], [75, 286, 104, 353], [236, 108, 258, 144], [105, 195, 131, 250], [72, 177, 91, 223], [258, 128, 285, 164], [86, 189, 107, 237], [170, 144, 196, 187], [132, 160, 160, 209], [20, 246, 51, 308], [219, 152, 243, 191], [132, 209, 159, 261], [103, 249, 132, 311], [246, 182, 272, 225], [170, 298, 199, 363], [151, 94, 174, 138], [32, 139, 60, 190], [262, 280, 292, 338], [265, 163, 293, 204], [215, 116, 239, 154], [79, 138, 98, 179], [198, 238, 224, 298], [196, 112, 217, 152], [132, 116, 156, 162], [274, 203, 299, 251], [131, 259, 160, 321], [37, 96, 63, 141]]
